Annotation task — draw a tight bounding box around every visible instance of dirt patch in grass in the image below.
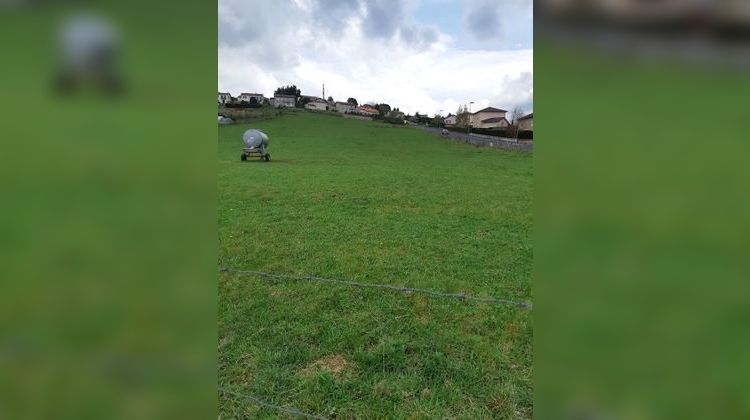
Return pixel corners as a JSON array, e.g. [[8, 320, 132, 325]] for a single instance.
[[218, 332, 234, 350], [299, 354, 353, 377]]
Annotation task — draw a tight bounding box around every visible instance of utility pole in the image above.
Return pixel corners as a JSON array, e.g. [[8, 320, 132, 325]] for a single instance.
[[322, 83, 325, 100]]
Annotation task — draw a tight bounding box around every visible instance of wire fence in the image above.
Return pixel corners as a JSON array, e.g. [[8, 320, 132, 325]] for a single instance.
[[219, 267, 531, 309], [219, 386, 329, 419], [219, 267, 530, 415]]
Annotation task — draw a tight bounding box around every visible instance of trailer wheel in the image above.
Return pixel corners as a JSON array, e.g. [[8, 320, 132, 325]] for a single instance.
[[264, 154, 271, 162], [241, 153, 247, 161]]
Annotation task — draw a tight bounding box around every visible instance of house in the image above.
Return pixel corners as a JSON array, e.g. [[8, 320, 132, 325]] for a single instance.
[[305, 98, 329, 111], [480, 116, 510, 129], [218, 92, 232, 105], [334, 101, 353, 113], [356, 105, 379, 116], [410, 113, 431, 124], [238, 92, 264, 104], [443, 113, 457, 126], [517, 113, 533, 131], [272, 94, 296, 108], [389, 110, 405, 119], [470, 107, 509, 129]]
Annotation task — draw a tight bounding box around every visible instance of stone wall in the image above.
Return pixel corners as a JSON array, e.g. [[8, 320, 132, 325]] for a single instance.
[[456, 135, 534, 152]]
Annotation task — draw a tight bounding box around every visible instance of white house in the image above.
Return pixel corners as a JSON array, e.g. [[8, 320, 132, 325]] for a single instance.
[[444, 114, 457, 126], [300, 95, 322, 103], [238, 92, 264, 104], [470, 107, 510, 129], [480, 116, 510, 129], [517, 113, 533, 131], [218, 92, 232, 105], [272, 94, 296, 108], [305, 98, 328, 111], [334, 101, 353, 113]]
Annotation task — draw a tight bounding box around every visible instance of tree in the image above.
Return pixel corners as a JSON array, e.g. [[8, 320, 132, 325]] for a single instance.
[[510, 105, 524, 137], [510, 105, 524, 125], [456, 104, 470, 128], [327, 96, 333, 102], [347, 97, 358, 107], [376, 103, 391, 117], [274, 85, 301, 98], [248, 97, 259, 107]]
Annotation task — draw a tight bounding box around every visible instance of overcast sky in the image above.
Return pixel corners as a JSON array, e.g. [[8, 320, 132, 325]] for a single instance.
[[218, 0, 532, 116]]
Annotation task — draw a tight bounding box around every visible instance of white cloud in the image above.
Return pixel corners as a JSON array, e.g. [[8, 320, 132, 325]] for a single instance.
[[218, 0, 533, 115]]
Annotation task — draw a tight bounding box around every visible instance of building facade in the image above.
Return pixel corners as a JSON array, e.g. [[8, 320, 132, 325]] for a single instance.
[[238, 92, 264, 104], [272, 94, 296, 108], [517, 113, 533, 131], [356, 105, 379, 116], [218, 92, 232, 105], [470, 107, 509, 129], [305, 99, 328, 111], [334, 101, 353, 113]]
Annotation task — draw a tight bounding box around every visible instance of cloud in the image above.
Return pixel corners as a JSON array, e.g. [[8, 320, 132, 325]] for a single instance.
[[362, 0, 404, 38], [218, 0, 533, 115], [464, 0, 502, 39], [399, 25, 440, 49], [311, 0, 361, 36], [461, 0, 533, 49]]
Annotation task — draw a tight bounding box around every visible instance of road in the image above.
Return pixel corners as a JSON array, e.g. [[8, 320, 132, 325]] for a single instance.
[[409, 124, 533, 152]]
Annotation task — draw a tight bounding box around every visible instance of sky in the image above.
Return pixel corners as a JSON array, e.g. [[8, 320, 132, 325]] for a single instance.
[[218, 0, 532, 116]]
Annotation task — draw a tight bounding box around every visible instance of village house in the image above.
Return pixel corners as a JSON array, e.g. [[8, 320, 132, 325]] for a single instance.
[[409, 113, 431, 124], [272, 94, 296, 108], [305, 98, 329, 111], [356, 104, 379, 116], [334, 101, 353, 113], [470, 107, 510, 129], [238, 92, 264, 104], [218, 92, 232, 105], [443, 113, 457, 126], [517, 113, 533, 131]]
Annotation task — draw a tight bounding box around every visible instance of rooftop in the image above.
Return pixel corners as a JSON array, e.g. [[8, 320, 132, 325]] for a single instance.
[[474, 106, 507, 114], [481, 117, 509, 123]]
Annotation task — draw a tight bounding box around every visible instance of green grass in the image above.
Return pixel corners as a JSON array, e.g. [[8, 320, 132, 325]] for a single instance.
[[218, 111, 533, 418]]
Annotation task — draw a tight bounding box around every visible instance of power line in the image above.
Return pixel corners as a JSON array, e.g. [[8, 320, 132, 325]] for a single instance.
[[219, 386, 329, 419], [219, 267, 531, 309]]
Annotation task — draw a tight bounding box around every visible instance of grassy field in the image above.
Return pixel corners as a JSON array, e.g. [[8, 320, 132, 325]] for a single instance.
[[218, 111, 533, 418]]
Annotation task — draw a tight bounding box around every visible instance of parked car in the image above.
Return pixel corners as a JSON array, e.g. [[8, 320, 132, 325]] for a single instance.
[[441, 128, 449, 135]]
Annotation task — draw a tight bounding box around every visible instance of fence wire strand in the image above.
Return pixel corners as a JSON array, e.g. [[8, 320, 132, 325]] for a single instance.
[[219, 386, 329, 419], [219, 267, 531, 309]]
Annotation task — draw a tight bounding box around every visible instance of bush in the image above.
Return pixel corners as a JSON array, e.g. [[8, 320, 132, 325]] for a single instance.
[[225, 101, 262, 109], [445, 126, 518, 138]]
